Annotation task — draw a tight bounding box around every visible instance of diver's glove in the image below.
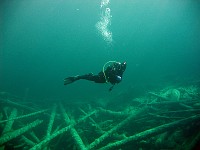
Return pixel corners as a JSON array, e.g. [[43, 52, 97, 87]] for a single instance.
[[109, 85, 115, 91]]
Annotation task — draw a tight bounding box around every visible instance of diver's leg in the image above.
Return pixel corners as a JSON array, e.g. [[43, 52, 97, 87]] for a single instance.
[[77, 73, 95, 81], [64, 74, 95, 85], [78, 73, 106, 83], [64, 73, 106, 85]]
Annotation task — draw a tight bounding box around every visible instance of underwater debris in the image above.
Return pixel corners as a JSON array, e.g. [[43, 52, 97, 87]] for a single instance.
[[0, 119, 43, 145], [60, 104, 87, 150], [0, 109, 48, 124], [30, 110, 97, 150], [149, 88, 181, 101], [99, 114, 200, 150], [0, 98, 38, 111], [46, 104, 57, 138], [0, 84, 199, 150], [88, 107, 147, 149]]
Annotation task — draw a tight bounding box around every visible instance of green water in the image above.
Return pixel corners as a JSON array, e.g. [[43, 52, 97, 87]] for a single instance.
[[1, 0, 200, 103]]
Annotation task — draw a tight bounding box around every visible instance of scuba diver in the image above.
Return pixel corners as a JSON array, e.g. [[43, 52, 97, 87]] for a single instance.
[[64, 61, 127, 91]]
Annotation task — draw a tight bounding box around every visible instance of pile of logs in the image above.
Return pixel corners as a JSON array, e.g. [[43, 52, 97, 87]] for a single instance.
[[0, 85, 199, 150]]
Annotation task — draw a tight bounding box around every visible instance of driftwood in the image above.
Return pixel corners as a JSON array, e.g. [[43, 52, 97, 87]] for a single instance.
[[0, 109, 17, 149], [157, 109, 200, 115], [0, 84, 199, 149], [21, 135, 36, 147], [99, 115, 200, 150], [61, 104, 87, 150], [0, 98, 37, 111], [46, 105, 57, 137], [0, 119, 43, 145], [0, 109, 48, 124], [79, 108, 105, 134], [98, 107, 129, 117], [149, 92, 169, 101], [30, 110, 97, 150], [30, 131, 40, 143], [149, 92, 199, 104], [88, 107, 147, 149], [2, 109, 17, 134]]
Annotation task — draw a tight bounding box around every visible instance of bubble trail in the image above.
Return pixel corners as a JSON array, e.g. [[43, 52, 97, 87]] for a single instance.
[[96, 0, 113, 44]]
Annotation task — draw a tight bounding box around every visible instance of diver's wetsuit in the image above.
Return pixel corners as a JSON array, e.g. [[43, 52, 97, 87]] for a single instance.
[[77, 62, 126, 84], [64, 62, 126, 90]]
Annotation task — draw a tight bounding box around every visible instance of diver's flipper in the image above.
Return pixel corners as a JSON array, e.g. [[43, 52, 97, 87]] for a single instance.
[[64, 77, 77, 85]]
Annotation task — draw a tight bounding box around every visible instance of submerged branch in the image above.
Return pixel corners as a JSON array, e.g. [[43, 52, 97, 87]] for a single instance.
[[30, 131, 40, 143], [46, 105, 57, 137], [21, 135, 36, 147], [99, 115, 200, 150], [61, 104, 87, 150], [0, 109, 48, 124], [30, 110, 97, 150], [0, 119, 43, 145], [2, 108, 17, 134], [79, 108, 105, 134], [98, 107, 129, 117], [88, 107, 147, 150], [0, 98, 37, 111]]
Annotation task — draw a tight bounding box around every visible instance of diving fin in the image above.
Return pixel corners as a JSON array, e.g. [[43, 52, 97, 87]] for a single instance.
[[64, 76, 77, 85]]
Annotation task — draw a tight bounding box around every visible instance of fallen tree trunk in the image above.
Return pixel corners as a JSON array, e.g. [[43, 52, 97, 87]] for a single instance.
[[0, 98, 37, 111], [100, 114, 200, 150], [0, 119, 43, 145], [61, 104, 87, 150], [0, 109, 48, 124], [30, 110, 97, 150], [88, 107, 147, 149]]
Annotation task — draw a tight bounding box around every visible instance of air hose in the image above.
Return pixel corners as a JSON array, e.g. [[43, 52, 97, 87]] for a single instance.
[[102, 61, 118, 83]]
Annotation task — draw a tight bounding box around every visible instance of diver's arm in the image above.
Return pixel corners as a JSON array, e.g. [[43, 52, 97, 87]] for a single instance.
[[109, 84, 115, 91]]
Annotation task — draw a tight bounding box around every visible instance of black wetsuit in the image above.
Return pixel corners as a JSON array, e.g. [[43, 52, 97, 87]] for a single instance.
[[76, 62, 126, 85], [64, 62, 126, 91]]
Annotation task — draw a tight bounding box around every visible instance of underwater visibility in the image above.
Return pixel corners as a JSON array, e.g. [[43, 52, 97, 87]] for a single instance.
[[1, 0, 200, 149]]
